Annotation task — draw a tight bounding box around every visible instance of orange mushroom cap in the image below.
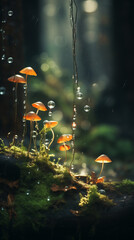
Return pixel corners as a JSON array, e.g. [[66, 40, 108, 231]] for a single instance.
[[32, 101, 47, 112], [95, 154, 112, 163], [59, 144, 71, 151], [57, 134, 73, 143], [19, 67, 37, 76], [44, 120, 58, 129], [8, 74, 26, 84], [23, 111, 41, 121]]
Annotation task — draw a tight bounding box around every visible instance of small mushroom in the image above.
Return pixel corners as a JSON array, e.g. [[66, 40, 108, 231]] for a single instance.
[[95, 154, 112, 178], [57, 134, 72, 165], [32, 101, 47, 131], [57, 134, 73, 144], [43, 120, 58, 150], [19, 67, 37, 143], [59, 144, 71, 164], [23, 111, 41, 155], [8, 75, 27, 142], [32, 101, 47, 115]]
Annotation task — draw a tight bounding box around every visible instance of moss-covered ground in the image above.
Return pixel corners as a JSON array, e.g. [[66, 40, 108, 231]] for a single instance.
[[0, 144, 134, 240]]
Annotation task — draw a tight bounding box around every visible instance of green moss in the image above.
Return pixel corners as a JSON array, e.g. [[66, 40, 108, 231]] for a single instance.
[[114, 179, 134, 194], [0, 208, 10, 240], [79, 185, 113, 218]]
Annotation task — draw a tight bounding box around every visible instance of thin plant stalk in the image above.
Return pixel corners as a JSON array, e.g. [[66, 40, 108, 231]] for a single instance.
[[48, 128, 54, 150], [35, 109, 39, 132], [98, 162, 104, 178], [28, 120, 33, 156], [13, 82, 18, 145]]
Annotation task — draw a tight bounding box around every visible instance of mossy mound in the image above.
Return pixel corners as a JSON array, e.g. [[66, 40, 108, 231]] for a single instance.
[[0, 144, 134, 240]]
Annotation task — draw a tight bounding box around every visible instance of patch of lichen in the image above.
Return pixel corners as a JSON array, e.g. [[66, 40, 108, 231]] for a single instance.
[[79, 185, 114, 218]]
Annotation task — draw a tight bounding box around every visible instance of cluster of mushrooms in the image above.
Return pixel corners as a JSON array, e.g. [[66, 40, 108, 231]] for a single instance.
[[8, 67, 112, 179]]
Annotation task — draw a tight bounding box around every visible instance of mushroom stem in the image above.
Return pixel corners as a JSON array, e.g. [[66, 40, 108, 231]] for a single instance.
[[98, 161, 104, 178], [28, 120, 33, 155], [48, 128, 54, 150], [14, 82, 18, 127], [35, 110, 39, 132], [22, 75, 28, 144], [63, 142, 67, 165]]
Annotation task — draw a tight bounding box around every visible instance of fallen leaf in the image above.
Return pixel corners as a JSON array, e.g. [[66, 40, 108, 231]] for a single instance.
[[51, 184, 77, 192]]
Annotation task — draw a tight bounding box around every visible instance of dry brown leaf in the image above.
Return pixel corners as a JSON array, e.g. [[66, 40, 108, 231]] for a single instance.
[[51, 184, 76, 192]]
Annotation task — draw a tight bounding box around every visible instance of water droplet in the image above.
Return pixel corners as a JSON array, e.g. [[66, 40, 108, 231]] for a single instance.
[[37, 181, 40, 185], [64, 186, 68, 192], [1, 207, 4, 211], [26, 190, 30, 196], [14, 135, 18, 140], [12, 87, 15, 91], [99, 189, 105, 194], [84, 105, 90, 112], [2, 20, 6, 24], [47, 196, 50, 201], [24, 106, 26, 109], [15, 99, 17, 103], [28, 171, 30, 175], [45, 139, 49, 146], [8, 10, 13, 16], [23, 100, 26, 104], [48, 111, 52, 117], [1, 53, 5, 61], [76, 91, 83, 100], [71, 164, 74, 170], [37, 168, 39, 171], [72, 122, 76, 130], [7, 57, 13, 64], [0, 87, 6, 95], [71, 141, 74, 147], [48, 100, 55, 109], [23, 84, 27, 90], [76, 86, 81, 92]]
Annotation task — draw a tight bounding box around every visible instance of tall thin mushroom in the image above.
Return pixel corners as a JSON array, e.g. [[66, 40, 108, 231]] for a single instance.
[[19, 67, 37, 143], [23, 111, 41, 155], [8, 75, 26, 142], [95, 154, 112, 178]]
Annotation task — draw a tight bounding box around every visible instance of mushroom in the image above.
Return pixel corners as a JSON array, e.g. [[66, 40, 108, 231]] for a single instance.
[[8, 75, 26, 142], [95, 154, 112, 178], [59, 144, 71, 164], [23, 111, 41, 155], [57, 134, 73, 144], [32, 101, 47, 131], [19, 67, 37, 142], [43, 120, 58, 150], [57, 134, 73, 165], [32, 101, 47, 115]]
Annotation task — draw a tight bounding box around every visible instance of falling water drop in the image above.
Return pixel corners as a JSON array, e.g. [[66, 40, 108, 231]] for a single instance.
[[2, 20, 6, 24], [84, 105, 90, 112], [71, 164, 74, 170], [47, 196, 50, 201], [1, 54, 5, 61], [7, 57, 13, 64], [45, 139, 49, 146], [1, 207, 4, 211], [76, 91, 83, 100], [0, 87, 6, 95], [14, 135, 18, 140], [8, 10, 13, 16], [23, 100, 26, 104], [72, 122, 76, 130], [15, 98, 17, 103], [48, 100, 55, 109], [12, 87, 15, 92], [37, 181, 40, 185], [64, 186, 68, 192], [26, 190, 30, 196], [48, 111, 52, 117]]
